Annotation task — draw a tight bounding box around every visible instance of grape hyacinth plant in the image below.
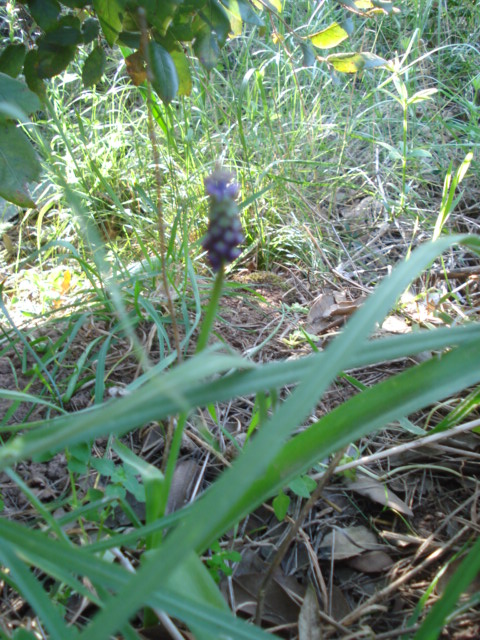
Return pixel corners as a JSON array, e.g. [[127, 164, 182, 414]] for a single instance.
[[202, 166, 244, 272], [196, 166, 244, 353]]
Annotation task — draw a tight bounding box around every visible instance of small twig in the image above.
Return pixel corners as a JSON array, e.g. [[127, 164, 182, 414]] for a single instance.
[[337, 525, 471, 629], [312, 417, 480, 481], [255, 447, 347, 626]]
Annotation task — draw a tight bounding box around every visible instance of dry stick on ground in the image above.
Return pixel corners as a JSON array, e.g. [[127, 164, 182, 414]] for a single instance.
[[255, 447, 348, 627], [312, 417, 480, 481], [332, 524, 472, 633]]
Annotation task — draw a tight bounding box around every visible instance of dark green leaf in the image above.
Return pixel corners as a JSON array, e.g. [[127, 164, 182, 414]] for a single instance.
[[118, 31, 141, 49], [82, 46, 106, 86], [0, 72, 41, 117], [27, 0, 61, 31], [82, 18, 100, 44], [12, 629, 39, 640], [0, 123, 41, 207], [219, 0, 264, 26], [61, 0, 90, 7], [201, 0, 231, 46], [343, 17, 354, 36], [36, 42, 77, 78], [92, 0, 127, 46], [23, 50, 46, 100], [169, 13, 195, 41], [148, 40, 179, 104], [0, 44, 27, 78], [43, 16, 83, 46], [142, 0, 182, 36], [193, 23, 220, 70]]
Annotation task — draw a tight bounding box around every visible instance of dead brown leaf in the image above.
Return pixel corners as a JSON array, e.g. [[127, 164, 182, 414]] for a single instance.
[[306, 292, 365, 334], [319, 525, 381, 560], [298, 584, 323, 640], [346, 474, 413, 516], [347, 550, 394, 573]]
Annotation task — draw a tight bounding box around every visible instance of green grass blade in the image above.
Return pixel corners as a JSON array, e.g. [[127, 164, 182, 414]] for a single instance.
[[0, 519, 275, 640], [413, 536, 480, 640], [0, 542, 76, 640], [2, 323, 479, 466]]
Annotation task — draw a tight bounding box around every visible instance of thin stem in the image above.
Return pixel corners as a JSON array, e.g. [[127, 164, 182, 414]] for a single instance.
[[139, 9, 182, 365], [255, 447, 347, 626], [196, 267, 225, 354]]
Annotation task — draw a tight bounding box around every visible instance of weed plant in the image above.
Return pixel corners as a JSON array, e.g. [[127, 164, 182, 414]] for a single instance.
[[1, 1, 480, 639]]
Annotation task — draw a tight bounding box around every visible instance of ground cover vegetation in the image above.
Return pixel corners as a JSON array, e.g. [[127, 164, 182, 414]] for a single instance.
[[0, 0, 480, 638]]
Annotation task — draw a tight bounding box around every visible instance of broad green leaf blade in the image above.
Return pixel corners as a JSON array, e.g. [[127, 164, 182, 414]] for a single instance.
[[0, 123, 41, 207], [0, 351, 254, 468], [78, 236, 479, 639], [170, 49, 192, 96], [36, 42, 77, 78], [0, 542, 76, 640], [23, 50, 47, 99], [308, 22, 349, 49], [42, 15, 83, 46], [202, 0, 231, 45], [327, 51, 387, 73], [28, 0, 61, 31], [193, 23, 221, 70], [81, 17, 100, 43], [0, 72, 41, 117], [0, 44, 27, 78], [220, 0, 264, 26], [145, 0, 182, 36], [92, 0, 126, 46], [0, 519, 276, 640], [82, 45, 106, 86], [148, 41, 179, 104], [413, 536, 480, 640], [2, 322, 480, 470], [166, 551, 230, 640]]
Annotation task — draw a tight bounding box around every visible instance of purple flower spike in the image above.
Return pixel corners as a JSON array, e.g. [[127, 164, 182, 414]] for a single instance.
[[202, 165, 244, 271], [204, 168, 240, 202]]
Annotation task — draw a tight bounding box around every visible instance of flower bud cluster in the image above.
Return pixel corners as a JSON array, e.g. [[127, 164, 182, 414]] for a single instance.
[[202, 168, 244, 272]]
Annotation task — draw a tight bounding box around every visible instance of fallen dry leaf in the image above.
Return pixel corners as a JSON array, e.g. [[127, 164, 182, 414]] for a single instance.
[[298, 584, 323, 640], [346, 474, 413, 516], [347, 549, 394, 573], [306, 291, 365, 334], [166, 459, 202, 514], [319, 525, 381, 560]]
